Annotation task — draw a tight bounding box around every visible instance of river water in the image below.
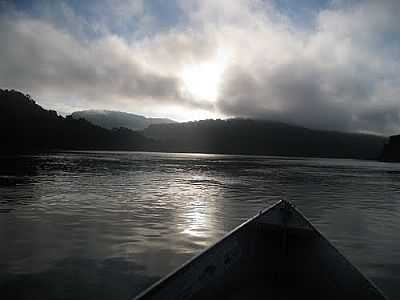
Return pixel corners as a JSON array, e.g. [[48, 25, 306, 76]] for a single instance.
[[1, 152, 399, 299]]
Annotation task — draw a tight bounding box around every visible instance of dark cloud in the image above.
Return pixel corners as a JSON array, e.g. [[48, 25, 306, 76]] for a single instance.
[[218, 63, 353, 131], [356, 107, 400, 135], [218, 55, 399, 133], [0, 17, 185, 102]]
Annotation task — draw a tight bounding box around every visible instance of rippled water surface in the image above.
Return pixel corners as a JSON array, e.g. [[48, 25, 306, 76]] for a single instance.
[[1, 152, 400, 299]]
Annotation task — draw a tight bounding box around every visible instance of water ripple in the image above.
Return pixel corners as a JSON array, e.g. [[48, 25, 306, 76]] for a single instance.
[[0, 152, 400, 299]]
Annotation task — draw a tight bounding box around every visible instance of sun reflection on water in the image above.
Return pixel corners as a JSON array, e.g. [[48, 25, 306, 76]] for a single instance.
[[181, 199, 212, 238], [172, 174, 223, 247]]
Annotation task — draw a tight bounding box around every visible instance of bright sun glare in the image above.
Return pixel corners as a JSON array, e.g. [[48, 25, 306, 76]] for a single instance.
[[181, 48, 228, 103]]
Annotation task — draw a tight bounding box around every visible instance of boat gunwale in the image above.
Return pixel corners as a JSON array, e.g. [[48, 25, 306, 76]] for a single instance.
[[133, 200, 282, 299]]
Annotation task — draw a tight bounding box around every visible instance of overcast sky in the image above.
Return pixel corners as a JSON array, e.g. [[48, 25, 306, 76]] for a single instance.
[[1, 0, 399, 135]]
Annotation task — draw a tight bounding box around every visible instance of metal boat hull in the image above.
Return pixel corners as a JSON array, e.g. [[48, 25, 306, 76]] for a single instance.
[[134, 200, 386, 300]]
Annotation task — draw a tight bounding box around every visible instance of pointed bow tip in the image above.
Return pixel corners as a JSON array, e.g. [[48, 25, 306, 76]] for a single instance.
[[280, 199, 295, 209]]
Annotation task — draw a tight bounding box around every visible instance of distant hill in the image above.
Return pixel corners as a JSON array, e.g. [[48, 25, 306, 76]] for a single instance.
[[70, 110, 176, 131], [1, 89, 387, 159], [0, 89, 155, 153], [144, 119, 387, 160], [382, 135, 400, 162]]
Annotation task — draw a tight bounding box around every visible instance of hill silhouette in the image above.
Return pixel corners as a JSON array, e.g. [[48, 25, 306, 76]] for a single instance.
[[70, 110, 176, 131], [382, 135, 400, 162], [1, 89, 387, 159], [144, 120, 386, 159], [0, 89, 155, 153]]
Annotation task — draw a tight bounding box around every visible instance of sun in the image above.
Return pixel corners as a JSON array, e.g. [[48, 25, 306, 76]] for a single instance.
[[181, 48, 228, 103], [181, 62, 222, 102]]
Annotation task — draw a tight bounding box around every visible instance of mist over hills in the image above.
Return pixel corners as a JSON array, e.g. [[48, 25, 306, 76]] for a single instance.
[[0, 89, 391, 160], [70, 110, 176, 131], [144, 120, 386, 159]]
